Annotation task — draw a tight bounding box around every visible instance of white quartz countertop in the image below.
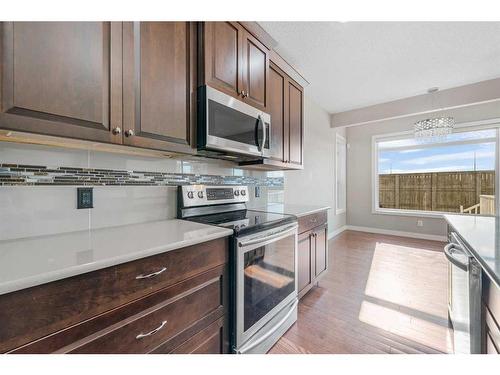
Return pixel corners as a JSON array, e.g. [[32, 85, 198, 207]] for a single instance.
[[0, 220, 233, 296], [249, 203, 330, 217], [444, 214, 500, 288]]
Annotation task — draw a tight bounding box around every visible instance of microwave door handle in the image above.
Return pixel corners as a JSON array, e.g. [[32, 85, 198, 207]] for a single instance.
[[260, 116, 266, 154], [256, 115, 264, 152], [254, 117, 260, 151]]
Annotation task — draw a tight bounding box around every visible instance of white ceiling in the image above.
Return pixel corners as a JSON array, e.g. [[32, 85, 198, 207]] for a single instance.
[[259, 22, 500, 113]]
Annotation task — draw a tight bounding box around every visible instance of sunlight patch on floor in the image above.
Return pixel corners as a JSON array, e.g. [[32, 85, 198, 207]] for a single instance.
[[358, 300, 453, 352], [358, 240, 453, 353], [364, 241, 448, 319]]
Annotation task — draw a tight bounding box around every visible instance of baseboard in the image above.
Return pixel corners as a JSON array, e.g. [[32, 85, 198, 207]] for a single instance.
[[328, 225, 347, 240], [344, 225, 447, 242]]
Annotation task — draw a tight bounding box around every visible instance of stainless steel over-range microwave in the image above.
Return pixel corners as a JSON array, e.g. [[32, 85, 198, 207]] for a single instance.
[[197, 86, 271, 160]]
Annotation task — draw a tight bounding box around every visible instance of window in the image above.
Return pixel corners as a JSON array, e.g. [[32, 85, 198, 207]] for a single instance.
[[373, 126, 498, 217], [336, 134, 347, 214]]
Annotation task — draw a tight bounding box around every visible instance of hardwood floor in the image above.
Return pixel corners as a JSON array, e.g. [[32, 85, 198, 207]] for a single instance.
[[269, 230, 453, 354]]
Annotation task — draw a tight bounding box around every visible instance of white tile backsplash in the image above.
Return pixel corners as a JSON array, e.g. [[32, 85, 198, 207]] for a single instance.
[[90, 186, 176, 229], [0, 186, 90, 240], [89, 150, 182, 173], [0, 141, 284, 240], [181, 158, 236, 176], [0, 142, 89, 168]]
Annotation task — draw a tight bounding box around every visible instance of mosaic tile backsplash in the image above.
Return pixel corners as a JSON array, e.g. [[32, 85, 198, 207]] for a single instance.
[[0, 163, 284, 187]]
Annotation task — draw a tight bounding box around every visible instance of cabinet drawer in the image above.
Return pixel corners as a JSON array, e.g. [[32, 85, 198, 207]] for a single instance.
[[298, 211, 327, 234], [168, 317, 225, 354], [0, 237, 227, 353], [10, 266, 227, 353], [63, 274, 223, 353]]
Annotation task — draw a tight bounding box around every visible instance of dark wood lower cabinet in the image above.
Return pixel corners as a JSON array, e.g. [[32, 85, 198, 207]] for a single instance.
[[297, 233, 313, 294], [314, 225, 327, 278], [165, 317, 226, 354], [3, 237, 229, 354], [297, 211, 328, 299], [482, 275, 500, 354]]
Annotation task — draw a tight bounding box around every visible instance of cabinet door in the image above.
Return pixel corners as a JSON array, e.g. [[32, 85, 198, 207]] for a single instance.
[[287, 79, 304, 166], [298, 234, 313, 294], [314, 226, 328, 278], [0, 22, 122, 143], [203, 22, 243, 99], [241, 30, 269, 111], [122, 22, 195, 154], [267, 63, 285, 161]]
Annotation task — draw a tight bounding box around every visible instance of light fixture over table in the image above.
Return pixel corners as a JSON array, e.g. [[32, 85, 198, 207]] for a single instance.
[[414, 87, 455, 140]]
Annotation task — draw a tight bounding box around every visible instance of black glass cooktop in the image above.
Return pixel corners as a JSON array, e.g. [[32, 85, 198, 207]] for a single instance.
[[185, 209, 296, 236]]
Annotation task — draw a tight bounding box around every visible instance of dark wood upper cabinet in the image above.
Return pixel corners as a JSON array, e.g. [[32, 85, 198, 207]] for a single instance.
[[0, 21, 302, 163], [268, 63, 285, 161], [247, 61, 303, 169], [202, 22, 243, 99], [0, 22, 123, 143], [200, 22, 269, 111], [122, 22, 195, 154], [287, 79, 304, 166], [241, 31, 269, 111]]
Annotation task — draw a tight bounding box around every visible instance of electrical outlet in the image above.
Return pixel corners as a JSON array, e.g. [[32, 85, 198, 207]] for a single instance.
[[77, 187, 93, 209], [255, 186, 261, 198], [417, 220, 424, 227]]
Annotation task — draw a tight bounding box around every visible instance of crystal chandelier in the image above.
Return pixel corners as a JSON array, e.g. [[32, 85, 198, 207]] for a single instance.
[[414, 116, 455, 139], [414, 87, 455, 140]]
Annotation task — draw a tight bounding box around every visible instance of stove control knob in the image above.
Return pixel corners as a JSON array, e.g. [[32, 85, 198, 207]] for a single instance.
[[187, 191, 194, 199], [197, 191, 204, 199], [234, 190, 240, 196], [241, 190, 246, 196]]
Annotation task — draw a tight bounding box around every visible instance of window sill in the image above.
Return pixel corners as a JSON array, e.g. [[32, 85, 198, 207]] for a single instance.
[[372, 208, 448, 219]]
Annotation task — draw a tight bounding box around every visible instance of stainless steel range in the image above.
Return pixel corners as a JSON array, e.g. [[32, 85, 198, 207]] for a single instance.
[[177, 185, 298, 354]]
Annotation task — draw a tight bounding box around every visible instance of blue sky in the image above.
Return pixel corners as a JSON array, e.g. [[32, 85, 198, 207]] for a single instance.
[[378, 130, 496, 174]]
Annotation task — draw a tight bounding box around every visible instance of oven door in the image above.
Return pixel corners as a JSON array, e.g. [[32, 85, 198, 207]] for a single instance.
[[199, 85, 270, 158], [235, 223, 298, 349]]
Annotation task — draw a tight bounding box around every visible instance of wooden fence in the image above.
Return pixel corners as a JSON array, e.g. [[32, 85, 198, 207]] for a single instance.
[[379, 171, 495, 213]]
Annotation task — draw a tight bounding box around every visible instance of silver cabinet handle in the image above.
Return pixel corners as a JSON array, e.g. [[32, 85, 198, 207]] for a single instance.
[[125, 129, 135, 137], [112, 127, 121, 135], [135, 321, 167, 340], [135, 267, 167, 280]]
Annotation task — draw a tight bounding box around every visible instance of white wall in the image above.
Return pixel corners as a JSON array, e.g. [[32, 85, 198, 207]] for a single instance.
[[346, 101, 500, 237], [284, 95, 346, 236]]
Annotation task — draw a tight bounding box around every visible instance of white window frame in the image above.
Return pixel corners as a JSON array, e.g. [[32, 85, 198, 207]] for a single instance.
[[372, 118, 500, 218], [336, 133, 347, 215]]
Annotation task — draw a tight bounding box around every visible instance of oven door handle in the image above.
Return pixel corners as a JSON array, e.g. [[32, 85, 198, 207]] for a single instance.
[[444, 243, 468, 271], [238, 224, 298, 248], [236, 299, 298, 354]]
